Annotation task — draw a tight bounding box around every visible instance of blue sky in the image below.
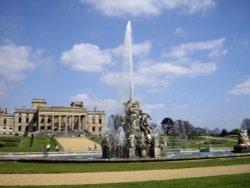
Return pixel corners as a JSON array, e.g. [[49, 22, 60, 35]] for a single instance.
[[0, 0, 250, 130]]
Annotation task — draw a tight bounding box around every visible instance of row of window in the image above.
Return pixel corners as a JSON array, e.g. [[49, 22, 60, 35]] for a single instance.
[[16, 117, 103, 124], [1, 127, 12, 130], [1, 119, 14, 125]]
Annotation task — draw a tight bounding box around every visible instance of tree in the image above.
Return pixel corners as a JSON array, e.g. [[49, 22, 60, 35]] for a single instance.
[[229, 129, 240, 135], [30, 134, 34, 147], [221, 129, 229, 137], [161, 117, 174, 135], [211, 128, 221, 136], [191, 127, 207, 136], [241, 118, 250, 134]]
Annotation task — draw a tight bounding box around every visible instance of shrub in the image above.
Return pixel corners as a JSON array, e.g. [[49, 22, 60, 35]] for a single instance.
[[0, 137, 21, 142], [0, 141, 6, 148], [4, 142, 19, 147]]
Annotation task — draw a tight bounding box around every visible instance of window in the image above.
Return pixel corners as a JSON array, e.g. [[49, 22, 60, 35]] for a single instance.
[[47, 118, 51, 123], [3, 119, 7, 124], [18, 117, 22, 123], [92, 119, 95, 124], [3, 127, 6, 129], [92, 127, 95, 132], [18, 126, 22, 131], [41, 118, 44, 123], [99, 119, 102, 124], [99, 127, 102, 132], [26, 117, 29, 123]]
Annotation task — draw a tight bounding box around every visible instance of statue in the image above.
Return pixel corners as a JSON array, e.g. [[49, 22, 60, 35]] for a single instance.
[[102, 99, 164, 159], [234, 130, 250, 153], [237, 130, 250, 145]]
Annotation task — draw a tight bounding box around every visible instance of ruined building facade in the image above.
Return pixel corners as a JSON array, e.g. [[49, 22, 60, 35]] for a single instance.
[[0, 99, 105, 135]]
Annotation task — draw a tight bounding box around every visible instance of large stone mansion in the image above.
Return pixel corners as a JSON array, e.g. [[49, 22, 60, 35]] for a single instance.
[[0, 99, 105, 135]]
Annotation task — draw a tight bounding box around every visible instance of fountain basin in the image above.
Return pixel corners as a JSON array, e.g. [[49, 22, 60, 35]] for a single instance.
[[1, 149, 250, 163]]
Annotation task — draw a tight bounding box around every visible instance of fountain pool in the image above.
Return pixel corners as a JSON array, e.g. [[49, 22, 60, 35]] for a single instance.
[[1, 149, 249, 163]]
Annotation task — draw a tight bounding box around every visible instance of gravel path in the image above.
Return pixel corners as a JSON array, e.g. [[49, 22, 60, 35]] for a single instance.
[[56, 137, 101, 152], [0, 164, 250, 186]]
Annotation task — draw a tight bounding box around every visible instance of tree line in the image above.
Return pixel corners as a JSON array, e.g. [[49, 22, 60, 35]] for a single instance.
[[155, 117, 250, 136], [107, 114, 250, 137]]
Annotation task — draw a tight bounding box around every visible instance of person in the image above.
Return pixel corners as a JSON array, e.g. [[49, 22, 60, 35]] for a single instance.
[[88, 145, 92, 151], [55, 145, 59, 152], [46, 144, 51, 152], [94, 143, 97, 151]]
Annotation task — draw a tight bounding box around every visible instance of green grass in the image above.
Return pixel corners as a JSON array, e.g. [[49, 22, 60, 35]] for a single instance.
[[88, 135, 102, 144], [1, 156, 250, 174], [1, 173, 250, 188], [166, 136, 237, 149], [0, 137, 59, 152]]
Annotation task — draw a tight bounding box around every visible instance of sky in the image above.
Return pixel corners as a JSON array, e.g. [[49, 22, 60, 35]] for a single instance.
[[0, 0, 250, 130]]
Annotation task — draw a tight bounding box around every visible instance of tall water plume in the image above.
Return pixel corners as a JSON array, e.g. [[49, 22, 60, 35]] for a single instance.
[[119, 21, 134, 103]]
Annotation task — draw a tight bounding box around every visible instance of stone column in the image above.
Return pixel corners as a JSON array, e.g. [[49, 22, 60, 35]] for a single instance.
[[45, 115, 47, 130], [65, 115, 68, 133], [38, 115, 41, 131], [52, 115, 54, 131], [71, 115, 74, 131], [82, 116, 85, 131], [78, 115, 81, 131], [59, 115, 61, 132]]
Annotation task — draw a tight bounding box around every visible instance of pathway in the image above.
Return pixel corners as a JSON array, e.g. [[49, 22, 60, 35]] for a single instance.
[[0, 164, 250, 186], [56, 137, 101, 152]]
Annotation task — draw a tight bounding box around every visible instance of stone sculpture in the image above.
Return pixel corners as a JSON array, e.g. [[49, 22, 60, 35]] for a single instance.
[[101, 99, 166, 159], [234, 130, 250, 153]]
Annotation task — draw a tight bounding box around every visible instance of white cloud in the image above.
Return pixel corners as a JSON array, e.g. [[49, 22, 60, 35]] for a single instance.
[[111, 41, 151, 58], [174, 27, 186, 36], [70, 92, 122, 114], [81, 0, 216, 17], [61, 41, 151, 72], [60, 43, 111, 72], [228, 78, 250, 95], [165, 38, 227, 59], [100, 72, 122, 86], [138, 61, 216, 77], [172, 104, 190, 111], [101, 37, 223, 93], [142, 103, 165, 113], [0, 43, 35, 81], [0, 81, 7, 97], [101, 60, 217, 90]]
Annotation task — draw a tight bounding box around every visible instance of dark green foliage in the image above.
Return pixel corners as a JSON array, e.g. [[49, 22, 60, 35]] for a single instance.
[[89, 135, 102, 144], [0, 137, 21, 148], [0, 137, 58, 152], [0, 141, 6, 148], [30, 134, 34, 147], [0, 137, 21, 142]]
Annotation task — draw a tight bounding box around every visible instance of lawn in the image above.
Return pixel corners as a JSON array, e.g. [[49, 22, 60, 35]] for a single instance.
[[166, 136, 237, 149], [0, 173, 250, 188], [0, 136, 61, 152], [0, 156, 250, 174]]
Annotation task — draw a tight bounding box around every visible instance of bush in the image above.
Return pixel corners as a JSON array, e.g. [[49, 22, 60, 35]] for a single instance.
[[0, 137, 21, 142], [0, 141, 6, 148], [4, 142, 19, 147]]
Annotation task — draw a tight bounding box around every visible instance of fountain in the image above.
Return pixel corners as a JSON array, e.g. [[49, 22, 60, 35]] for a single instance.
[[101, 21, 165, 159]]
